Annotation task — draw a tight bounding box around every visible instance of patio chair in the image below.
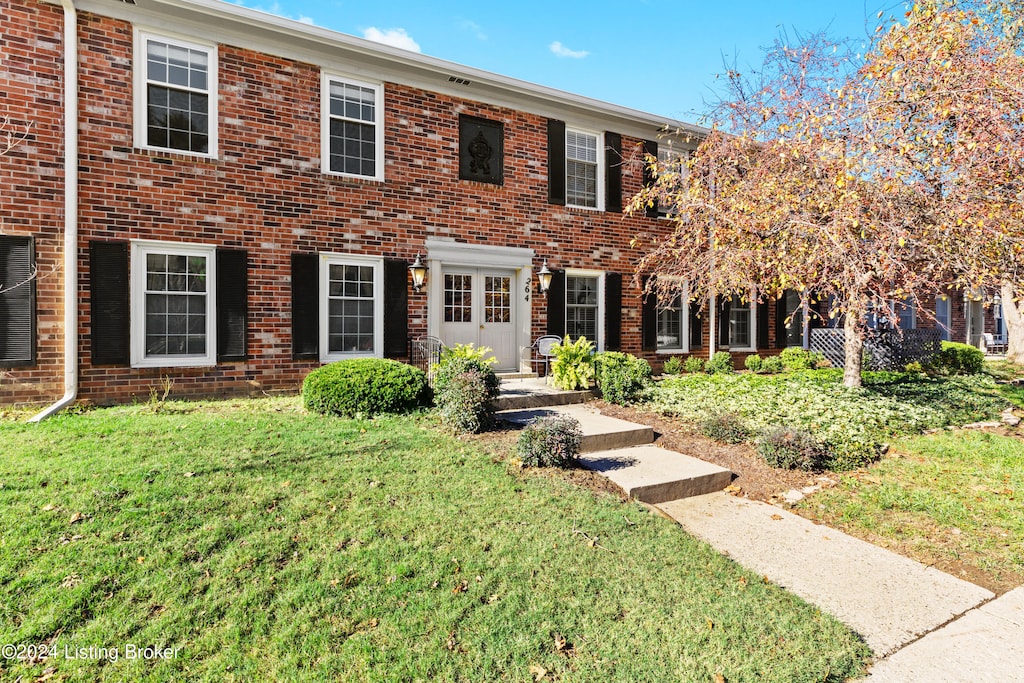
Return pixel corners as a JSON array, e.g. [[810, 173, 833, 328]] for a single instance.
[[981, 333, 1007, 355], [524, 335, 561, 378]]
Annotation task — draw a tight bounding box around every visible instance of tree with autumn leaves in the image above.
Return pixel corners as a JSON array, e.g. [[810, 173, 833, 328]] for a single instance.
[[629, 1, 1024, 385]]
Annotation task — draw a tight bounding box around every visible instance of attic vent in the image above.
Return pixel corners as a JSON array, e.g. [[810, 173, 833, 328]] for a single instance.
[[448, 76, 472, 86], [120, 0, 137, 4]]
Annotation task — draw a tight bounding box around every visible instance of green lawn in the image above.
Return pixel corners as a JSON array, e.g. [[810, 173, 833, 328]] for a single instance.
[[0, 398, 868, 682], [798, 430, 1024, 592]]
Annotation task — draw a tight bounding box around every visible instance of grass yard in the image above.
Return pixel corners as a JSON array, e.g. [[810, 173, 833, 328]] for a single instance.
[[0, 397, 869, 682], [797, 430, 1024, 593]]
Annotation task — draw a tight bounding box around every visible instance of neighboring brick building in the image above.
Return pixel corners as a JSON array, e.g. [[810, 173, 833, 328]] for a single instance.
[[0, 0, 1006, 408]]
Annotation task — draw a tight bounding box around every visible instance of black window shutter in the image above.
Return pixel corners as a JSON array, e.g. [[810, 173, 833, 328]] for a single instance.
[[642, 139, 659, 218], [605, 132, 622, 213], [89, 240, 129, 365], [776, 292, 789, 348], [641, 276, 657, 351], [604, 272, 622, 351], [718, 296, 732, 347], [546, 269, 566, 336], [291, 253, 319, 360], [383, 258, 409, 359], [0, 235, 36, 367], [216, 249, 248, 362], [547, 119, 566, 205], [757, 299, 770, 350]]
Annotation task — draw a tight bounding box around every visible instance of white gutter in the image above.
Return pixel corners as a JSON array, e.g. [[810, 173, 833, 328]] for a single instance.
[[31, 0, 78, 422]]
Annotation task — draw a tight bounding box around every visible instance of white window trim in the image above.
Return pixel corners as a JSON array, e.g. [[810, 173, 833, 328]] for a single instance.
[[725, 294, 757, 352], [319, 253, 385, 362], [564, 269, 605, 351], [565, 128, 605, 211], [133, 28, 218, 158], [321, 71, 385, 182], [130, 240, 217, 369], [656, 280, 689, 354]]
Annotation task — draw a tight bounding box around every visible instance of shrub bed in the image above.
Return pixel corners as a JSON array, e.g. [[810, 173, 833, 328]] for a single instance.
[[650, 370, 1010, 470], [302, 359, 430, 417]]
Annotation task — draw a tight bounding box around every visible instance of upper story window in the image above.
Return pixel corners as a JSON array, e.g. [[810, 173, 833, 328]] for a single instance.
[[134, 30, 217, 156], [322, 73, 384, 181], [566, 129, 603, 209], [657, 146, 689, 219]]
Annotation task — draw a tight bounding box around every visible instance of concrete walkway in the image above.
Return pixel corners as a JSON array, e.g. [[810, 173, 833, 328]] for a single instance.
[[659, 493, 994, 656], [865, 587, 1024, 681], [660, 493, 1024, 681]]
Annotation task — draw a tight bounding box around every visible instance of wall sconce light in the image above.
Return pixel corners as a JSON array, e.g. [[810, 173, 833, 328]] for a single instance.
[[409, 254, 428, 293], [537, 259, 553, 296]]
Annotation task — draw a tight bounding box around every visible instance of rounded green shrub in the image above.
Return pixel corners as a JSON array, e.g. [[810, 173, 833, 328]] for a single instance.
[[779, 347, 825, 371], [932, 341, 984, 375], [744, 354, 764, 373], [434, 356, 500, 398], [704, 351, 735, 375], [516, 415, 583, 468], [662, 356, 685, 375], [302, 358, 430, 417], [757, 427, 828, 471], [761, 356, 785, 374], [595, 352, 652, 405], [825, 439, 883, 472], [698, 411, 749, 444], [684, 356, 706, 373]]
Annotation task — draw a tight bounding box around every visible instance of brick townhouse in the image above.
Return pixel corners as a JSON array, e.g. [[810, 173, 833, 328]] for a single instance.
[[0, 0, 1006, 411]]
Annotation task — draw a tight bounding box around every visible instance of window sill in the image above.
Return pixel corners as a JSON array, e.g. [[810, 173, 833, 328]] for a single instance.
[[322, 170, 385, 184], [132, 357, 217, 369], [134, 144, 218, 161]]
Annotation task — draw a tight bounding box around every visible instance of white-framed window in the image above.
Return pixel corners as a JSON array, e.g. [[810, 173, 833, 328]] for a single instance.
[[131, 240, 217, 368], [897, 298, 917, 330], [322, 73, 385, 181], [319, 253, 384, 361], [656, 145, 689, 219], [134, 29, 217, 157], [566, 128, 603, 210], [936, 296, 952, 341], [724, 295, 756, 351], [657, 294, 684, 352], [565, 270, 604, 348]]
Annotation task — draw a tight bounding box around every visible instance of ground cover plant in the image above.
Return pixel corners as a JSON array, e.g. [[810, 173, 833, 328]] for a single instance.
[[0, 397, 869, 682], [798, 430, 1024, 593], [649, 370, 1011, 470]]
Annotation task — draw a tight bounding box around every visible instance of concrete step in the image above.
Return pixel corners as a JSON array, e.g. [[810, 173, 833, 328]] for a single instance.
[[580, 446, 734, 504], [498, 404, 654, 452], [493, 378, 594, 411]]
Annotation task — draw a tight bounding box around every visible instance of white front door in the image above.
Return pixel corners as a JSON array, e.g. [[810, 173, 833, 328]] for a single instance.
[[439, 267, 517, 371]]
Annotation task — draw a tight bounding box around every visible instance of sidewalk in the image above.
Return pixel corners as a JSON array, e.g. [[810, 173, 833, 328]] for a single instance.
[[658, 493, 1024, 678]]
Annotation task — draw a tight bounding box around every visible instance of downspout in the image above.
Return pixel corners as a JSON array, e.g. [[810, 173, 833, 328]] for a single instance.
[[30, 0, 78, 422]]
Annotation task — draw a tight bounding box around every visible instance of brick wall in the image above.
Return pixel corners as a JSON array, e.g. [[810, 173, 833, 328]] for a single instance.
[[2, 1, 681, 404]]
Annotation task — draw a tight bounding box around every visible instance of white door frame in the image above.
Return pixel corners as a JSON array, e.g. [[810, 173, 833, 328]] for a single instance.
[[425, 239, 534, 372]]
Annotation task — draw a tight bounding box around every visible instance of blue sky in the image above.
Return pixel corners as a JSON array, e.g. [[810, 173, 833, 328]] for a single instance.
[[232, 0, 898, 123]]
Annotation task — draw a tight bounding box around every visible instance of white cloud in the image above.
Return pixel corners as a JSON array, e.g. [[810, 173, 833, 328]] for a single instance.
[[549, 41, 589, 59], [459, 19, 487, 41], [362, 27, 422, 53]]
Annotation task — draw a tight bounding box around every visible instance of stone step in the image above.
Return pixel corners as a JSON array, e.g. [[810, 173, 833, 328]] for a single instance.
[[498, 404, 654, 452], [580, 446, 734, 504], [493, 378, 594, 411]]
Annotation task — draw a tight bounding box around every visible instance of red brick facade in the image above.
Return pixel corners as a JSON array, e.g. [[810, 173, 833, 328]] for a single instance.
[[0, 0, 1003, 407]]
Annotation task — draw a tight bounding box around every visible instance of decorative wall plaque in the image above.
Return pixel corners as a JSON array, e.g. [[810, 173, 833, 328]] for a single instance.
[[458, 115, 504, 185]]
